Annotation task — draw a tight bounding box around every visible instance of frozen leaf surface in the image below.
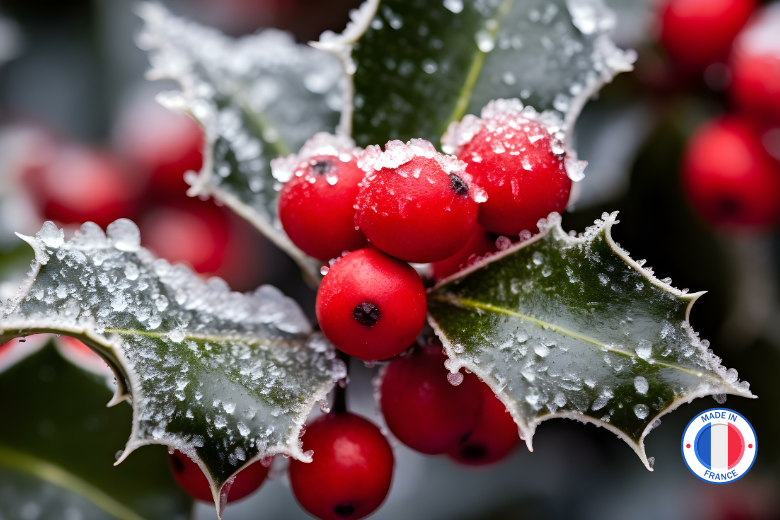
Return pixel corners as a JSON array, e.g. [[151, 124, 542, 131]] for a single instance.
[[427, 212, 754, 469], [137, 3, 346, 283], [0, 342, 191, 520], [351, 0, 636, 147], [0, 220, 344, 514]]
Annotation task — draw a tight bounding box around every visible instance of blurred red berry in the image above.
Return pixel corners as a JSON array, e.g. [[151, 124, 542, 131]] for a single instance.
[[659, 0, 755, 71], [23, 146, 141, 229], [729, 5, 780, 125], [115, 95, 204, 195], [356, 140, 480, 263], [289, 412, 394, 520], [682, 116, 780, 229], [316, 248, 426, 360], [168, 450, 269, 503], [448, 382, 519, 466], [278, 154, 368, 262], [139, 200, 231, 275], [380, 344, 483, 455], [431, 224, 498, 283]]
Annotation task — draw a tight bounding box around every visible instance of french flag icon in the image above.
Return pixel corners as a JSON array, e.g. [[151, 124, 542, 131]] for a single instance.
[[694, 419, 745, 470]]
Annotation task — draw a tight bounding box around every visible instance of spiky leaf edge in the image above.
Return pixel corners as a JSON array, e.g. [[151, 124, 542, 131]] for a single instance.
[[427, 212, 755, 470]]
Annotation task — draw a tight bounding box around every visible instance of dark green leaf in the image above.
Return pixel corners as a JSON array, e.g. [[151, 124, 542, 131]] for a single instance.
[[0, 220, 344, 514], [0, 341, 192, 520], [351, 0, 635, 147], [428, 212, 753, 469]]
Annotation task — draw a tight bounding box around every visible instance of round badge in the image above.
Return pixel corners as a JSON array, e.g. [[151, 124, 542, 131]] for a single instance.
[[681, 408, 757, 484]]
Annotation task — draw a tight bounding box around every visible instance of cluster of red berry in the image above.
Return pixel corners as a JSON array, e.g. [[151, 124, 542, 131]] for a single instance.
[[165, 101, 578, 518], [14, 100, 263, 290], [213, 100, 575, 519], [659, 0, 780, 230]]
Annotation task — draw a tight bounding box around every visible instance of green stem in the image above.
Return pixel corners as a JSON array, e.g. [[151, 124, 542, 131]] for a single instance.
[[0, 445, 146, 520]]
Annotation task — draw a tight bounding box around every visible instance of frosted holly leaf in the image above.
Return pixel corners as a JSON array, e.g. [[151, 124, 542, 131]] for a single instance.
[[0, 220, 345, 516], [427, 212, 754, 470], [0, 342, 191, 520], [136, 3, 345, 284], [351, 0, 636, 147]]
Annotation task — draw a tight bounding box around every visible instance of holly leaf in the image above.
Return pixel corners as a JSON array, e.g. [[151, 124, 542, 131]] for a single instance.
[[0, 340, 192, 520], [136, 2, 348, 284], [0, 220, 344, 516], [351, 0, 636, 147], [427, 212, 754, 470]]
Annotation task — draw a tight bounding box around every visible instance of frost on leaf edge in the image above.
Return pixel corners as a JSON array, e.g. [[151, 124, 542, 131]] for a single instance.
[[428, 211, 755, 471], [0, 221, 342, 517]]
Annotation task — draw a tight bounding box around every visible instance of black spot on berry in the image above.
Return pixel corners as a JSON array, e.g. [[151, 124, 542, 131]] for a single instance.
[[334, 503, 355, 518], [170, 455, 185, 473], [353, 302, 381, 328], [717, 196, 742, 218], [450, 174, 469, 196], [459, 432, 472, 444], [460, 444, 487, 461], [310, 160, 336, 176]]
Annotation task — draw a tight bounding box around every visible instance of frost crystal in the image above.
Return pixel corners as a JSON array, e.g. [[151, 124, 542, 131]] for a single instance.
[[442, 99, 588, 183], [271, 132, 360, 184]]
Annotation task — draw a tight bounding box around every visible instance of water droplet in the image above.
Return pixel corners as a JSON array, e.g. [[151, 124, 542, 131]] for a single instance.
[[107, 219, 141, 252], [634, 376, 648, 395], [633, 404, 649, 419], [443, 0, 463, 13], [447, 372, 464, 386], [475, 30, 495, 52]]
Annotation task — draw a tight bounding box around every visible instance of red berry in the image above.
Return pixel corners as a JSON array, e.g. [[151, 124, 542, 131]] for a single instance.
[[168, 450, 269, 503], [659, 0, 755, 71], [729, 6, 780, 125], [289, 412, 394, 520], [355, 139, 480, 263], [115, 94, 203, 195], [139, 200, 231, 275], [447, 101, 574, 236], [431, 224, 498, 283], [682, 116, 780, 229], [448, 382, 519, 466], [380, 345, 482, 455], [316, 248, 426, 360], [278, 154, 368, 262], [23, 146, 141, 229]]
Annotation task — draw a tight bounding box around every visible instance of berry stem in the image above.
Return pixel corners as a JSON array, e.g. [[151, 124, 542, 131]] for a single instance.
[[334, 352, 350, 415]]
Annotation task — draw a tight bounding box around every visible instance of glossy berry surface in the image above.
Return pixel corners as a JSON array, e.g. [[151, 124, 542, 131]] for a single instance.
[[23, 146, 140, 229], [356, 141, 479, 263], [682, 116, 780, 229], [659, 0, 755, 70], [168, 450, 269, 503], [380, 344, 483, 455], [456, 116, 571, 236], [279, 154, 368, 262], [289, 412, 394, 520], [431, 224, 497, 283], [316, 248, 426, 360], [729, 7, 780, 125], [448, 382, 519, 466]]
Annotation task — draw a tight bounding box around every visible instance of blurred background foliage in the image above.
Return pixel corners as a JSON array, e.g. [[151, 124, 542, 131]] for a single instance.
[[0, 0, 778, 519]]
